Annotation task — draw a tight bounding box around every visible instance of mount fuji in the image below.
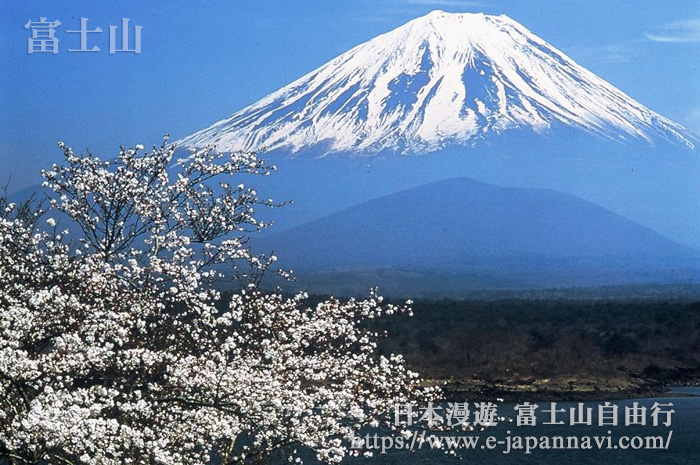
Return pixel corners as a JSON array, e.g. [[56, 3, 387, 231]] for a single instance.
[[177, 10, 696, 154], [174, 10, 700, 289]]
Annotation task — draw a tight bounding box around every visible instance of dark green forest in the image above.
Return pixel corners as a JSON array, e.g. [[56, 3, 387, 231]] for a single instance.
[[370, 298, 700, 400]]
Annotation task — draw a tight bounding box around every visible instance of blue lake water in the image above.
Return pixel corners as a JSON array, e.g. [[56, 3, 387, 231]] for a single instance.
[[353, 387, 700, 464]]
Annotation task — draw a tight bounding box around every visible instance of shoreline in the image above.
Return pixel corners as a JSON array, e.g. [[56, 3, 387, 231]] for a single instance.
[[437, 379, 700, 402]]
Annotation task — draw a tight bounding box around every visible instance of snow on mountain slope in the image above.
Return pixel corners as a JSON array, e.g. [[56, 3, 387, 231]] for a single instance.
[[176, 10, 696, 154]]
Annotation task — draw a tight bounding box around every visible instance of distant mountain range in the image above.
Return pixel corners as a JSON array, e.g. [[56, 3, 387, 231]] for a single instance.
[[57, 10, 697, 294], [173, 11, 700, 256]]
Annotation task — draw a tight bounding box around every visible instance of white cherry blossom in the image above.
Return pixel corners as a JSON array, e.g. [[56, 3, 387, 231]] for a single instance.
[[0, 137, 437, 465]]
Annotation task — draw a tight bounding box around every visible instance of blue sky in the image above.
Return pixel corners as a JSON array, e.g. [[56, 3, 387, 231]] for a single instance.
[[1, 0, 699, 190]]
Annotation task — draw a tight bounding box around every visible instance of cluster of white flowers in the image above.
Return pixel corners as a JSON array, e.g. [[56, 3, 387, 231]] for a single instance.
[[0, 138, 437, 464]]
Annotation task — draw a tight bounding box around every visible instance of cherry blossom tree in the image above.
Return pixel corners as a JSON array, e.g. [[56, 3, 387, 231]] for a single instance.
[[0, 137, 436, 465]]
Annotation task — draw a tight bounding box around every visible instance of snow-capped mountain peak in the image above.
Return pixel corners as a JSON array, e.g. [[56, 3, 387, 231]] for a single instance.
[[176, 10, 696, 154]]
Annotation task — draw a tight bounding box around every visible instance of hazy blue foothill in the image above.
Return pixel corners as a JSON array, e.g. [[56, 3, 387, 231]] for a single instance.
[[253, 177, 699, 295], [265, 177, 687, 258]]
